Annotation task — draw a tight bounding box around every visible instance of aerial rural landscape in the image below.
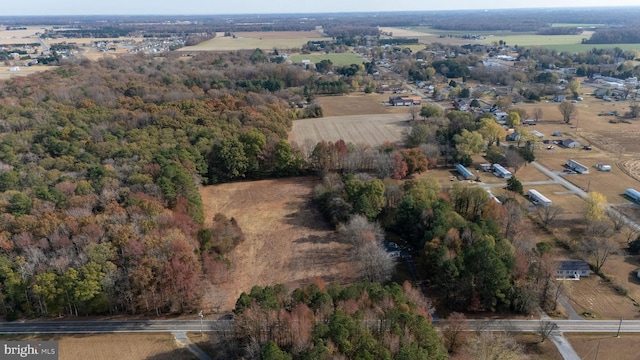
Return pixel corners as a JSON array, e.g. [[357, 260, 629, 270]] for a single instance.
[[3, 3, 640, 359]]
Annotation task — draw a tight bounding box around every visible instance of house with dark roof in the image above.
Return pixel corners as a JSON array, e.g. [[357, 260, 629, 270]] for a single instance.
[[557, 260, 590, 279], [552, 95, 567, 102], [561, 138, 580, 148]]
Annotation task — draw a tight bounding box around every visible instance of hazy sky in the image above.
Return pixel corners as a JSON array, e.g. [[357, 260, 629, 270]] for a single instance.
[[2, 0, 639, 16]]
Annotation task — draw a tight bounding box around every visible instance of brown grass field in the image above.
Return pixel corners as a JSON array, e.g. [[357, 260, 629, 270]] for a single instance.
[[568, 333, 640, 360], [447, 333, 563, 360], [379, 27, 472, 47], [1, 333, 195, 360], [0, 66, 56, 80], [0, 26, 44, 45], [179, 31, 330, 51], [199, 177, 357, 313]]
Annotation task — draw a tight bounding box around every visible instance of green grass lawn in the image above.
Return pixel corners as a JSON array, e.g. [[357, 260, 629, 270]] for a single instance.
[[289, 53, 366, 66], [551, 23, 604, 28], [403, 26, 640, 53]]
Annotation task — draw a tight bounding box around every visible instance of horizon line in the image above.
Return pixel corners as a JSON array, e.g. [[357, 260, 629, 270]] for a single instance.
[[1, 6, 640, 18]]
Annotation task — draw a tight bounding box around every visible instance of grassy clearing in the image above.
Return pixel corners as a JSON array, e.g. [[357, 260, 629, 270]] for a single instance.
[[551, 23, 604, 28], [289, 53, 366, 66], [479, 34, 589, 47], [542, 43, 640, 53]]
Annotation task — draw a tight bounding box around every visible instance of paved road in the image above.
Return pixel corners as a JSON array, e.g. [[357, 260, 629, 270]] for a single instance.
[[465, 319, 635, 333], [1, 318, 638, 334], [0, 320, 234, 334]]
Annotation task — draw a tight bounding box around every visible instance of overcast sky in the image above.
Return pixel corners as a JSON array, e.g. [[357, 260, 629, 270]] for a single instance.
[[2, 0, 639, 16]]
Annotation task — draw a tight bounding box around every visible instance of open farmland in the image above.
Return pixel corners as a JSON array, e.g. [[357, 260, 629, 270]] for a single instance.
[[0, 26, 43, 45], [391, 26, 640, 52], [179, 31, 329, 51], [289, 53, 365, 66], [290, 113, 410, 147], [199, 177, 357, 312]]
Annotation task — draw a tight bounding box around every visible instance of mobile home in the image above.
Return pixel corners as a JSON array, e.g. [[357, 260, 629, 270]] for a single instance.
[[566, 159, 589, 174], [456, 164, 475, 180], [528, 189, 552, 207], [626, 188, 640, 203], [492, 163, 512, 179]]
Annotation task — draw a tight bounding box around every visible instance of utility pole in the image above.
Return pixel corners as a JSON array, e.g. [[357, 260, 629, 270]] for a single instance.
[[199, 310, 204, 337], [616, 318, 622, 338]]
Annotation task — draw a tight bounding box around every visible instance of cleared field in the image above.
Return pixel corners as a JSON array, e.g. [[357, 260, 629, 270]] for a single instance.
[[568, 333, 640, 359], [199, 177, 357, 312], [1, 333, 194, 360], [479, 33, 594, 47], [179, 31, 329, 51], [395, 26, 640, 52], [551, 23, 604, 28], [290, 113, 410, 146], [289, 53, 365, 66], [0, 26, 44, 45], [0, 65, 55, 80], [315, 93, 411, 117], [543, 43, 640, 53], [446, 333, 563, 360]]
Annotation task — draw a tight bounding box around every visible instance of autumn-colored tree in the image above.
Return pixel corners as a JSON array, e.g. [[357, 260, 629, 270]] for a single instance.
[[585, 191, 607, 221], [401, 147, 427, 174], [479, 118, 506, 147]]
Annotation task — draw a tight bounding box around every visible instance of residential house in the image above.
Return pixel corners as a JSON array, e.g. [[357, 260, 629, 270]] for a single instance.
[[561, 138, 580, 148], [506, 131, 521, 142], [377, 84, 404, 94], [552, 95, 567, 102], [556, 260, 590, 279], [593, 88, 609, 99], [389, 95, 421, 106]]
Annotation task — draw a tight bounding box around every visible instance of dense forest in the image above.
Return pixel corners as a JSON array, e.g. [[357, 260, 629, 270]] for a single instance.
[[0, 52, 325, 319], [217, 281, 446, 359], [584, 28, 640, 44]]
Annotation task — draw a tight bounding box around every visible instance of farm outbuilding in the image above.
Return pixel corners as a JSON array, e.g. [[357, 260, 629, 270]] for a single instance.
[[557, 260, 590, 279], [562, 138, 581, 148]]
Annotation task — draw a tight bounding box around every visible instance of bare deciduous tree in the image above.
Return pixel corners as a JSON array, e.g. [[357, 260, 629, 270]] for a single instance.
[[537, 320, 559, 343], [608, 209, 627, 232], [558, 101, 577, 124], [408, 105, 420, 122], [622, 225, 639, 244], [468, 332, 524, 360], [442, 312, 469, 353], [535, 205, 563, 229], [580, 220, 617, 273], [355, 241, 395, 282], [533, 107, 544, 122], [505, 148, 525, 173]]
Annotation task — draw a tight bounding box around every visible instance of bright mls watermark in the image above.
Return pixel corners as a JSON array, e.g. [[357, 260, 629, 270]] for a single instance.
[[1, 341, 58, 359]]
